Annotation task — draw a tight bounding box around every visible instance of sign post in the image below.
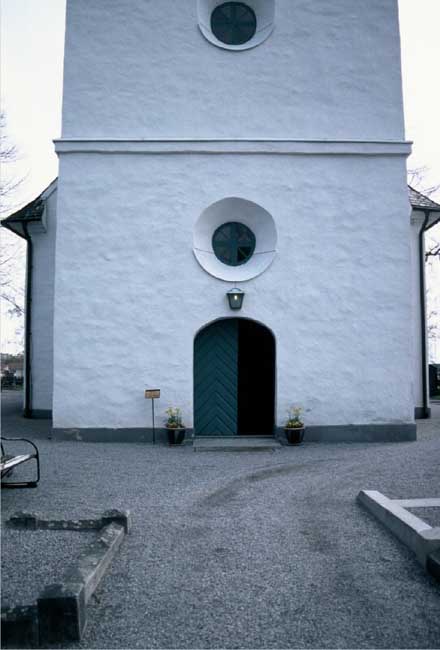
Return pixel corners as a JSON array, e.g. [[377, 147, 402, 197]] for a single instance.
[[145, 389, 160, 444]]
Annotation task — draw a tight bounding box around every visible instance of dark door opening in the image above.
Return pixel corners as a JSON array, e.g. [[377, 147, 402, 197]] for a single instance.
[[194, 318, 275, 436], [237, 319, 275, 435]]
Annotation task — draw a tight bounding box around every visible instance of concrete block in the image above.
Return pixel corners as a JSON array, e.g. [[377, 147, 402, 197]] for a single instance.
[[65, 523, 125, 604], [357, 490, 440, 567], [38, 582, 86, 643]]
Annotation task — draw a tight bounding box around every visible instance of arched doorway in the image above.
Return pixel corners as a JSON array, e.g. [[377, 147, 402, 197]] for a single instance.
[[194, 318, 275, 436]]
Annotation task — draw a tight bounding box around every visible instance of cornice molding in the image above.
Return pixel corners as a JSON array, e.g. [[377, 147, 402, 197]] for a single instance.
[[54, 138, 412, 156]]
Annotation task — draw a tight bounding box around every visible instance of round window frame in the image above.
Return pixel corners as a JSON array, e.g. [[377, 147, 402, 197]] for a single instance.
[[193, 197, 277, 282], [210, 2, 257, 46], [197, 0, 275, 52], [212, 221, 256, 267]]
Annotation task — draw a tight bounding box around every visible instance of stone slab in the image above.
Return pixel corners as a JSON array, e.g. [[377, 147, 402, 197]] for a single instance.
[[37, 522, 126, 644], [3, 511, 130, 646], [38, 582, 86, 644], [394, 498, 440, 508], [8, 509, 131, 533], [193, 437, 281, 452], [357, 490, 440, 567], [66, 523, 125, 603]]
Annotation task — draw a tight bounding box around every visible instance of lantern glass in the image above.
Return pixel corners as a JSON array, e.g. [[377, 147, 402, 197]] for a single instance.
[[227, 288, 245, 310]]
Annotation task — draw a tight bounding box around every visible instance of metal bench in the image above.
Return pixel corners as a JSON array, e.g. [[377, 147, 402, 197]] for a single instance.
[[1, 437, 40, 488]]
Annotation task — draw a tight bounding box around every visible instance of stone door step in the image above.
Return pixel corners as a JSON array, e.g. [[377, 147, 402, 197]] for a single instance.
[[193, 437, 281, 452]]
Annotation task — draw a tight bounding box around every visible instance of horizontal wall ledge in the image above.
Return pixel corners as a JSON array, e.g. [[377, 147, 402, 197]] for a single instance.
[[54, 138, 413, 156]]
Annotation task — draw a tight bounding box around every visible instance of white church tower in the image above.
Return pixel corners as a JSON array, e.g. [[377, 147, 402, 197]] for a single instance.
[[52, 0, 415, 441]]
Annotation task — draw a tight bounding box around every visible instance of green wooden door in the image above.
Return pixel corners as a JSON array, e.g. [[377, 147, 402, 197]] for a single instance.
[[194, 319, 238, 436]]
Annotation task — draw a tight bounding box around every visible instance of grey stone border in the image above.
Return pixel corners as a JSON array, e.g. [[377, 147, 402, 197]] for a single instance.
[[414, 406, 431, 419], [357, 490, 440, 581], [1, 509, 131, 647], [276, 424, 416, 443], [30, 409, 52, 420], [52, 424, 416, 444], [52, 427, 194, 444]]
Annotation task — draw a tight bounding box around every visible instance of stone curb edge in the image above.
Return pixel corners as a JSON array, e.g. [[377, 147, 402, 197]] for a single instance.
[[357, 490, 440, 581], [1, 509, 131, 648]]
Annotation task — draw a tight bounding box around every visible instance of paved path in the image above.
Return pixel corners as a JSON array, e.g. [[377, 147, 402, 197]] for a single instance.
[[1, 391, 439, 649]]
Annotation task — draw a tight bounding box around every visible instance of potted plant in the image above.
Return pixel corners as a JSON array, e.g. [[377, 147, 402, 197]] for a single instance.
[[165, 407, 186, 445], [284, 406, 305, 444]]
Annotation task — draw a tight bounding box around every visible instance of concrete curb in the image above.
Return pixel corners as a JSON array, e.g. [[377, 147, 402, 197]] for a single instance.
[[1, 510, 131, 647], [38, 522, 126, 643], [357, 490, 440, 580], [8, 509, 132, 534]]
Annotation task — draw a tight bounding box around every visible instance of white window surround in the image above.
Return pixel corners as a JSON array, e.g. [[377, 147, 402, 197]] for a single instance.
[[197, 0, 275, 51], [193, 197, 277, 281]]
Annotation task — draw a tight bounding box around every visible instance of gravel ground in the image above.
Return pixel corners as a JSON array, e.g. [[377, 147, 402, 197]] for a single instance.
[[1, 530, 96, 606], [1, 391, 440, 649]]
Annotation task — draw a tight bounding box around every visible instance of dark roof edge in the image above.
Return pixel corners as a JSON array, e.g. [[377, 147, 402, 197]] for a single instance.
[[0, 178, 58, 226], [408, 185, 440, 212]]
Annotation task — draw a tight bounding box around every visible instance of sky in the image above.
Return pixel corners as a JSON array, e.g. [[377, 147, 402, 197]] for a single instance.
[[1, 0, 440, 354]]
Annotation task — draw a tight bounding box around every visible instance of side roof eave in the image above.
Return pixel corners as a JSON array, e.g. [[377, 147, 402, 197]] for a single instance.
[[0, 178, 58, 237], [409, 185, 440, 231]]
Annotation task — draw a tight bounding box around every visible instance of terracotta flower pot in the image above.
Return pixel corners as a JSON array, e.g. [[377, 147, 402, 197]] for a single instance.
[[167, 427, 186, 446], [284, 427, 305, 445]]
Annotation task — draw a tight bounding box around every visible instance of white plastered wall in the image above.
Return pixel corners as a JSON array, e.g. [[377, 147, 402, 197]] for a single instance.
[[29, 186, 57, 413], [52, 153, 413, 429], [53, 0, 412, 431], [61, 0, 405, 141]]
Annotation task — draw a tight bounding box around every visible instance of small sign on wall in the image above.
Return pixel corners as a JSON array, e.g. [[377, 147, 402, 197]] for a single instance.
[[145, 389, 160, 399]]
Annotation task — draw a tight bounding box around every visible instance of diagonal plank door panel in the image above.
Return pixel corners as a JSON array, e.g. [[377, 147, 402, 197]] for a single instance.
[[194, 319, 238, 436]]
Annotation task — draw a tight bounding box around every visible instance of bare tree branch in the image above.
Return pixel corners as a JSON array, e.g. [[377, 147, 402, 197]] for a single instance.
[[408, 166, 440, 197], [0, 112, 26, 317], [409, 167, 440, 357], [425, 243, 440, 260]]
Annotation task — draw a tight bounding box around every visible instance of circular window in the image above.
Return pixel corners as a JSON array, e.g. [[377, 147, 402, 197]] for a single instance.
[[210, 2, 257, 46], [212, 221, 256, 266]]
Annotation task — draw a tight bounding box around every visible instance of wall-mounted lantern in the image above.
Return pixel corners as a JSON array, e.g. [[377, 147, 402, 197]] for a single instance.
[[227, 288, 245, 310]]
